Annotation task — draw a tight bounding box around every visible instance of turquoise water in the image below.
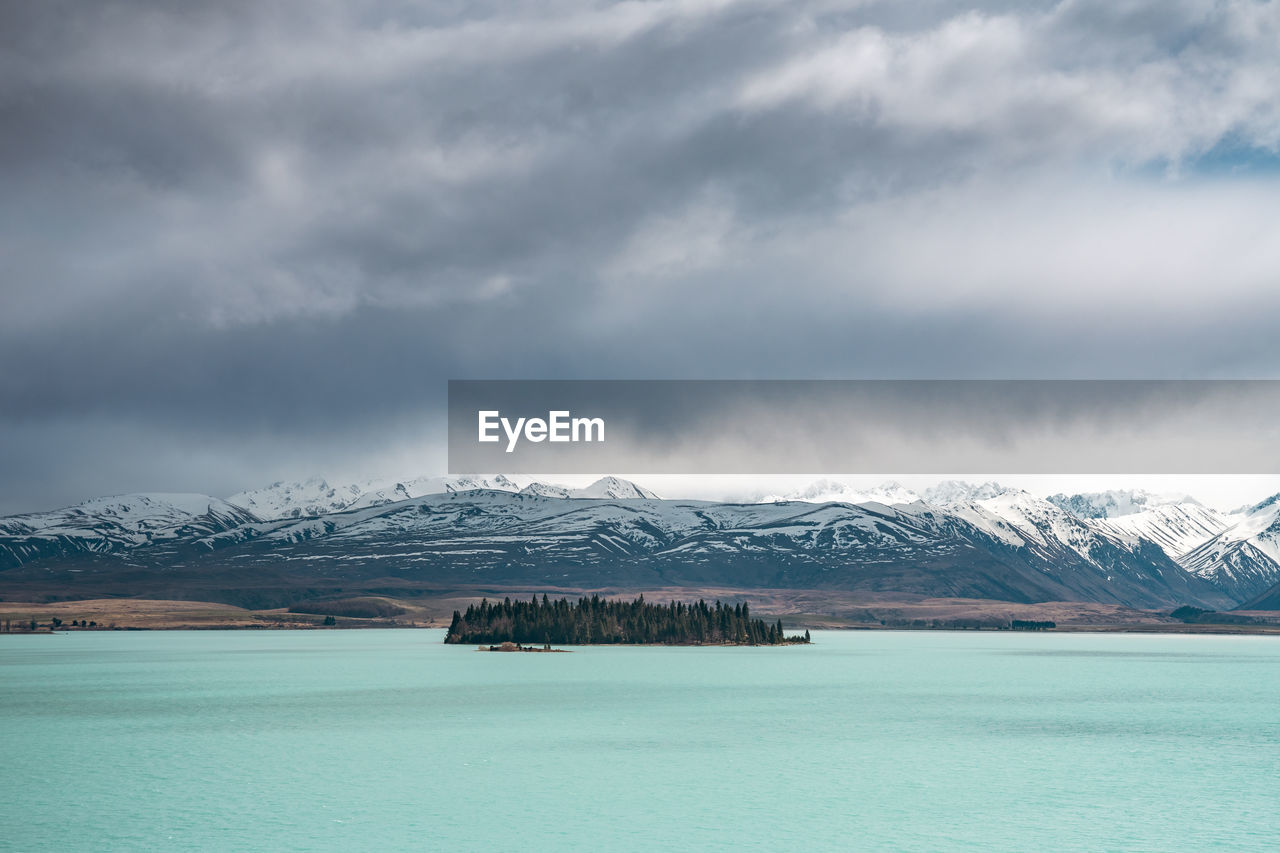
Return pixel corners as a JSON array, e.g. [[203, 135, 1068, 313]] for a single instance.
[[2, 630, 1278, 852]]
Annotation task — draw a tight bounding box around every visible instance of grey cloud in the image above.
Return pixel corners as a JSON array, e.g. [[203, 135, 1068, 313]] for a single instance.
[[3, 0, 1280, 511]]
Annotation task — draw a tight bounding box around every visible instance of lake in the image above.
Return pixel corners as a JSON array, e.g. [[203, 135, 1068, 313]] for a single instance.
[[2, 629, 1277, 851]]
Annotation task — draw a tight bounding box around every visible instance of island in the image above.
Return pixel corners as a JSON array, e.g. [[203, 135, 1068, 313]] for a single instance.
[[445, 594, 811, 646]]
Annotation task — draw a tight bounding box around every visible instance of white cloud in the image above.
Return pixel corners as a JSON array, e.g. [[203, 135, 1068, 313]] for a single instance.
[[602, 191, 738, 282], [737, 1, 1280, 166], [819, 175, 1280, 313], [588, 172, 1280, 333]]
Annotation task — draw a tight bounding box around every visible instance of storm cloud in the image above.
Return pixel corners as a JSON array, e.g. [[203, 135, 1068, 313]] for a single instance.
[[3, 0, 1280, 511]]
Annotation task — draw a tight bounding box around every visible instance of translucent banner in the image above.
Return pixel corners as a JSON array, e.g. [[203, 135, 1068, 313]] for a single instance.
[[448, 380, 1280, 474]]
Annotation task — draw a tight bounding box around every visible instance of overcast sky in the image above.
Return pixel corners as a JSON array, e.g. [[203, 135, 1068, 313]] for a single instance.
[[3, 0, 1280, 513]]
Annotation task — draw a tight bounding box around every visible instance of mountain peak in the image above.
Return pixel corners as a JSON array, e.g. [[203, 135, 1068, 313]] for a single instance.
[[516, 477, 659, 500], [519, 482, 572, 498], [227, 478, 364, 520], [1095, 502, 1235, 561], [574, 477, 660, 500], [1247, 493, 1280, 515], [921, 480, 1012, 506], [759, 480, 921, 506], [1046, 489, 1198, 520]]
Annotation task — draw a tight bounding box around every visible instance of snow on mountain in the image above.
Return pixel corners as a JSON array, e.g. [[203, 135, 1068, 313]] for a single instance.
[[925, 489, 1232, 607], [0, 493, 259, 567], [0, 493, 254, 537], [569, 477, 660, 500], [948, 489, 1187, 572], [199, 490, 941, 571], [955, 490, 1112, 559], [1046, 489, 1197, 520], [0, 485, 1232, 609], [227, 478, 365, 520], [924, 486, 1236, 577], [229, 474, 521, 518], [181, 488, 1226, 609], [352, 475, 657, 503], [760, 479, 922, 506], [519, 482, 573, 498], [921, 481, 1012, 506], [345, 475, 520, 510], [227, 474, 657, 517], [1180, 494, 1280, 605], [348, 474, 658, 504], [1093, 504, 1236, 560]]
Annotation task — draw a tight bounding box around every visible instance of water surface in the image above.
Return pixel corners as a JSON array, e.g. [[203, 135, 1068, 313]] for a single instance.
[[2, 630, 1277, 851]]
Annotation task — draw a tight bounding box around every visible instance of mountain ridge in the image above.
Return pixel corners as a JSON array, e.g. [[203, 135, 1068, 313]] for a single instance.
[[0, 487, 1234, 612], [2, 479, 1276, 612], [1179, 498, 1280, 604], [223, 474, 656, 520], [1046, 489, 1198, 519]]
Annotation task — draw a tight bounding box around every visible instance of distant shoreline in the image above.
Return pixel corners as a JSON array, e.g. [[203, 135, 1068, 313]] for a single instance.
[[6, 623, 1280, 637], [9, 625, 1280, 638], [2, 595, 1279, 636]]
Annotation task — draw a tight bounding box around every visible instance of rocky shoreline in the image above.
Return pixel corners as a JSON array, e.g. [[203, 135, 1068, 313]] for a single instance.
[[479, 641, 571, 652]]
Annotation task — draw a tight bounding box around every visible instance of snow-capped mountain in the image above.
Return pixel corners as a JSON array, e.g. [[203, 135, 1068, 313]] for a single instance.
[[950, 490, 1102, 556], [516, 477, 660, 499], [519, 482, 573, 498], [0, 494, 258, 567], [759, 480, 921, 506], [1180, 495, 1280, 604], [517, 476, 660, 500], [345, 475, 520, 510], [1093, 504, 1237, 560], [227, 477, 365, 520], [570, 476, 660, 500], [0, 487, 1232, 610], [227, 474, 655, 519], [943, 489, 1216, 596], [1047, 489, 1197, 519], [910, 490, 1229, 609], [228, 474, 524, 519], [174, 489, 1213, 608], [921, 481, 1012, 506], [5, 477, 1275, 611]]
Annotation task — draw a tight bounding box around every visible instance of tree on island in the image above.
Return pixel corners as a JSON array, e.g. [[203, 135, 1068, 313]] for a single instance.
[[1010, 619, 1055, 631], [444, 595, 811, 646]]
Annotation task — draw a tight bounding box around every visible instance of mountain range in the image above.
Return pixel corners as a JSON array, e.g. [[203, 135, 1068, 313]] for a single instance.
[[224, 474, 657, 520], [2, 477, 1279, 613]]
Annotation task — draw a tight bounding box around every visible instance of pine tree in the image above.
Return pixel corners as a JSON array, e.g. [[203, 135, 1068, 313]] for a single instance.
[[443, 595, 809, 646]]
